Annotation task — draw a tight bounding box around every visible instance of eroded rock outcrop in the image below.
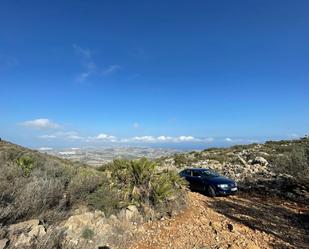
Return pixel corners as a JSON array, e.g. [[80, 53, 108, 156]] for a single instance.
[[3, 219, 46, 248]]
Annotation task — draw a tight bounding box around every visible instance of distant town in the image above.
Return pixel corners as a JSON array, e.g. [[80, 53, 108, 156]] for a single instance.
[[38, 147, 180, 166]]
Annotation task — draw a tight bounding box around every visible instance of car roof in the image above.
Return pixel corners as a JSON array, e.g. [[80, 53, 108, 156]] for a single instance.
[[183, 168, 210, 171]]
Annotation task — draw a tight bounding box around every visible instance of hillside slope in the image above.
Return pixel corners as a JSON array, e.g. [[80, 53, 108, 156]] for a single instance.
[[0, 140, 186, 249]]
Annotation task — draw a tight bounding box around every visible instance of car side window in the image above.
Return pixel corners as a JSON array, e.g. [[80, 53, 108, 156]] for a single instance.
[[185, 169, 191, 176], [181, 169, 190, 176], [192, 170, 201, 177]]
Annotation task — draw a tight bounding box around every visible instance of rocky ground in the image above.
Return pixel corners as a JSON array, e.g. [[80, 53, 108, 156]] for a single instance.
[[1, 191, 308, 249], [129, 192, 308, 249]]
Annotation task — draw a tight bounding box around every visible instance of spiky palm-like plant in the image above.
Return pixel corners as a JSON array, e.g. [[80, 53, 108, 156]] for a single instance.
[[16, 155, 34, 176]]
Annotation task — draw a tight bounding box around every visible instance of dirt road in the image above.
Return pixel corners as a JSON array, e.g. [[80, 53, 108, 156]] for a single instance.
[[129, 192, 308, 249]]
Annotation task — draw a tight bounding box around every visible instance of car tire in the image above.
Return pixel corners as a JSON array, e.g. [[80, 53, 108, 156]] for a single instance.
[[207, 185, 216, 197]]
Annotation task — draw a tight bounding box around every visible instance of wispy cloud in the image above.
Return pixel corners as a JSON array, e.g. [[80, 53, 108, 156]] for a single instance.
[[73, 44, 97, 82], [225, 137, 233, 142], [73, 44, 121, 82], [102, 64, 121, 75], [39, 134, 57, 139], [73, 44, 92, 59], [39, 131, 82, 140], [21, 118, 60, 129]]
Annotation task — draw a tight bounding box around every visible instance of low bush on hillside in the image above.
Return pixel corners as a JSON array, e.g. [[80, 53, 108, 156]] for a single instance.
[[174, 153, 191, 167], [267, 142, 309, 183], [0, 141, 104, 225], [0, 141, 187, 226], [92, 158, 187, 219]]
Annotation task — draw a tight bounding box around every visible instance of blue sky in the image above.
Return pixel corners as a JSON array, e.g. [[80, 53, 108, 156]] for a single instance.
[[0, 0, 308, 148]]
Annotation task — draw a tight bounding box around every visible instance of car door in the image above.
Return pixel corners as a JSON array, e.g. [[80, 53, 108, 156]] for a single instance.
[[181, 169, 193, 187], [191, 170, 204, 191]]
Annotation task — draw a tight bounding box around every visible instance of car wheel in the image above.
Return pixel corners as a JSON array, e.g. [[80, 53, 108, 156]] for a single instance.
[[207, 185, 216, 197]]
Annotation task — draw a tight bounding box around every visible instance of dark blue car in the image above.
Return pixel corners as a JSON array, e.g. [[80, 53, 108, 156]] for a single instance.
[[179, 168, 237, 197]]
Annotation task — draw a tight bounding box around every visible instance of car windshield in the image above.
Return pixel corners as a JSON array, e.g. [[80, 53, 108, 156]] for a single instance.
[[200, 169, 220, 177]]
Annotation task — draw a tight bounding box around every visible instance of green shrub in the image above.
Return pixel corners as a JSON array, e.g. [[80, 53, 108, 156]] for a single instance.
[[91, 158, 187, 217], [205, 153, 230, 163], [174, 154, 190, 167], [81, 227, 95, 240], [87, 179, 120, 217], [152, 174, 174, 204], [269, 147, 309, 180], [68, 167, 102, 201], [112, 158, 185, 206], [16, 154, 35, 176]]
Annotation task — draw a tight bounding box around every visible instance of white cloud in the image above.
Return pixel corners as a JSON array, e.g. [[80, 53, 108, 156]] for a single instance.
[[96, 133, 116, 140], [87, 133, 117, 142], [177, 136, 196, 142], [132, 136, 156, 142], [102, 65, 121, 75], [38, 131, 83, 141], [157, 136, 173, 141], [128, 135, 201, 143], [36, 129, 213, 145], [22, 119, 60, 129], [225, 137, 233, 142], [38, 147, 53, 151], [38, 134, 57, 139]]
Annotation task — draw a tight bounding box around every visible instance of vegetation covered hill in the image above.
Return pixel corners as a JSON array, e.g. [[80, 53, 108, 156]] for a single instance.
[[0, 140, 186, 248]]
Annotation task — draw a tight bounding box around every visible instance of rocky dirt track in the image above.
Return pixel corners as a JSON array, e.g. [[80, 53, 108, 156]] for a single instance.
[[129, 192, 309, 249]]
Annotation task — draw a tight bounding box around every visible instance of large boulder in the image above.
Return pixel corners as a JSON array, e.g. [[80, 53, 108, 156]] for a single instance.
[[64, 210, 107, 234], [62, 210, 111, 247], [252, 156, 268, 166], [0, 239, 9, 249], [118, 205, 140, 222], [6, 219, 46, 248], [7, 219, 40, 232]]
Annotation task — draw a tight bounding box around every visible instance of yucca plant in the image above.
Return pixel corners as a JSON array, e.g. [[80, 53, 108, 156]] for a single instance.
[[152, 174, 174, 204], [16, 154, 34, 176], [129, 158, 156, 185]]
